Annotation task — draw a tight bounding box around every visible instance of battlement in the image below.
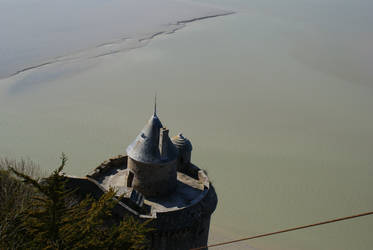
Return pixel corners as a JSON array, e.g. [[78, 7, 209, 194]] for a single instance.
[[72, 155, 215, 218]]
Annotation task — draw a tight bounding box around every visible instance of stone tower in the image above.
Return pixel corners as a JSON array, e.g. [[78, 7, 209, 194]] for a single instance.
[[66, 107, 217, 250], [126, 112, 178, 197]]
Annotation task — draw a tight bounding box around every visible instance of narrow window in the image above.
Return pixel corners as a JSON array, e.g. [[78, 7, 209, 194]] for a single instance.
[[127, 171, 134, 187]]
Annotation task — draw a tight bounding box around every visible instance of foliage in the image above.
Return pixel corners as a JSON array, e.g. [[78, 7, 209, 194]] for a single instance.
[[0, 154, 151, 250], [0, 158, 40, 249], [0, 158, 41, 217]]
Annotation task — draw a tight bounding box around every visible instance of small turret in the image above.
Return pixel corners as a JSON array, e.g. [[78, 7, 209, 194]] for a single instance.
[[172, 133, 192, 172]]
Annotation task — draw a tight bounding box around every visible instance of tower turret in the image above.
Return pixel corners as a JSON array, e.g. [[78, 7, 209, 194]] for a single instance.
[[126, 112, 178, 197], [66, 103, 217, 250], [172, 133, 192, 172]]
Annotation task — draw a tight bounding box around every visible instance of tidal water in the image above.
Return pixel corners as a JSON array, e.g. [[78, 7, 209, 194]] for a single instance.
[[1, 0, 373, 249], [0, 0, 229, 78]]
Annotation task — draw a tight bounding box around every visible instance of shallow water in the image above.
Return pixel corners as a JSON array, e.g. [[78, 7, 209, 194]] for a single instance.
[[0, 0, 230, 78], [1, 0, 373, 249]]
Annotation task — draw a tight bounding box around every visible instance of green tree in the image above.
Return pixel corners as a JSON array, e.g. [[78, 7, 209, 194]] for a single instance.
[[3, 154, 151, 250]]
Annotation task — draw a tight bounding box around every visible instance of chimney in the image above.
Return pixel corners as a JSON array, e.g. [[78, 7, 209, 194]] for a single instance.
[[159, 128, 169, 161]]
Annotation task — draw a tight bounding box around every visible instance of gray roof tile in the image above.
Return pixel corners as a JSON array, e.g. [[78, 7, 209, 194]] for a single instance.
[[126, 114, 177, 164]]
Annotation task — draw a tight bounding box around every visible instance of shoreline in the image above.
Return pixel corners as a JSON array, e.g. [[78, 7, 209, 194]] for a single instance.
[[3, 11, 234, 81]]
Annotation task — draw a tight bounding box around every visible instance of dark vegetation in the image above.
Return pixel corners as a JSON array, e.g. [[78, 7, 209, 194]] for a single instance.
[[0, 155, 151, 250]]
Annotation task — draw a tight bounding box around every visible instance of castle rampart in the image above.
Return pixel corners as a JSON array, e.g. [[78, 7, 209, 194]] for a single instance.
[[66, 109, 217, 249]]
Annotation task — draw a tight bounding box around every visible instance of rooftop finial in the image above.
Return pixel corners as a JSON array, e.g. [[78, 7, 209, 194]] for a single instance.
[[154, 93, 157, 116]]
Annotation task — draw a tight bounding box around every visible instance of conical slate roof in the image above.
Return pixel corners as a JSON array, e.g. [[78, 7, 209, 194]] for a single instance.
[[126, 113, 177, 164]]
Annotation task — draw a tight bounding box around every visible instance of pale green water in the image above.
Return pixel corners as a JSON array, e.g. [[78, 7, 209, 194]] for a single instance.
[[1, 1, 373, 249]]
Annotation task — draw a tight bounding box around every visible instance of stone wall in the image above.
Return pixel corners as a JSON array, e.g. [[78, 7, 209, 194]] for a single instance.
[[128, 157, 177, 197], [145, 184, 217, 250]]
